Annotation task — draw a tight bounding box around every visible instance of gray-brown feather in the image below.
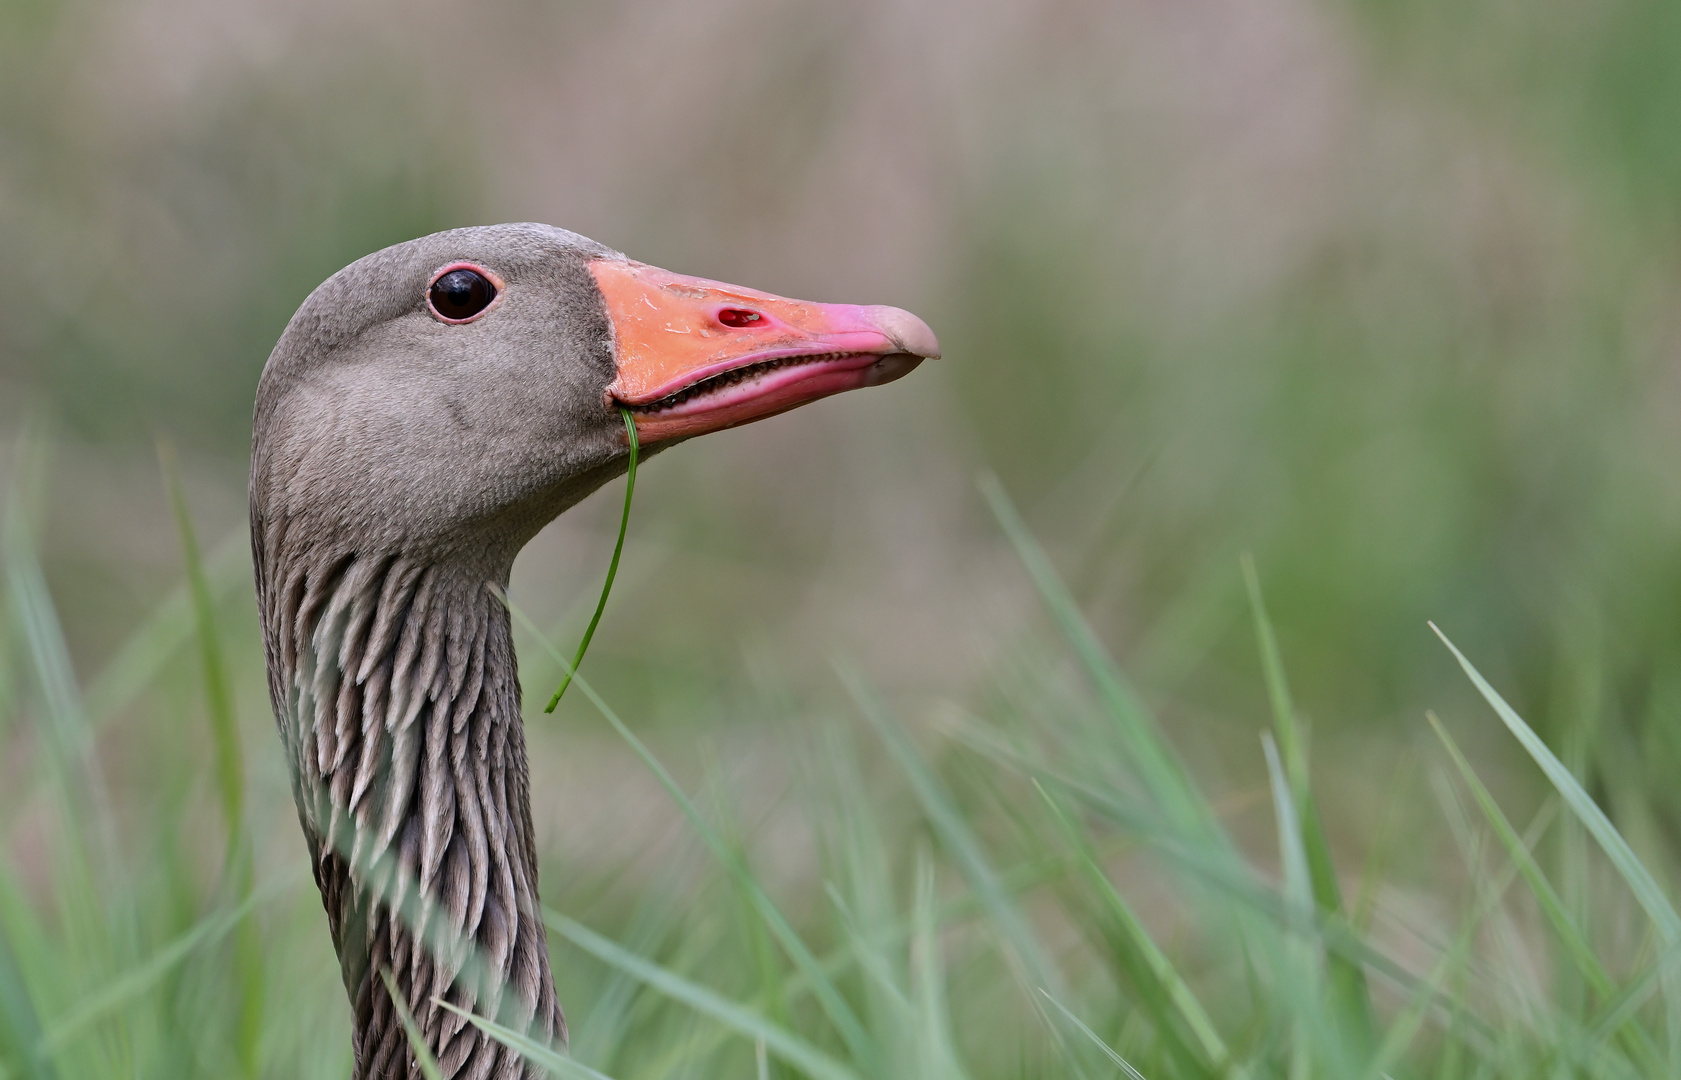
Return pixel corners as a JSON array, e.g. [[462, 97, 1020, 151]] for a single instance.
[[258, 543, 561, 1079]]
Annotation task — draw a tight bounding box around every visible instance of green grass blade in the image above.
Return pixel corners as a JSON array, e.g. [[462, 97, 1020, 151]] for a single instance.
[[710, 762, 793, 1070], [977, 472, 1213, 842], [1033, 779, 1233, 1075], [1368, 781, 1560, 1077], [436, 1000, 617, 1080], [1429, 713, 1617, 994], [911, 851, 970, 1080], [1365, 936, 1457, 1079], [942, 710, 1443, 1030], [511, 599, 874, 1067], [0, 858, 58, 1080], [1263, 731, 1321, 1080], [160, 442, 263, 1077], [1429, 712, 1665, 1072], [1038, 989, 1148, 1080], [3, 462, 120, 1041], [0, 587, 12, 741], [1586, 950, 1677, 1049], [567, 877, 686, 1069], [35, 882, 269, 1055], [545, 409, 638, 711], [590, 829, 1095, 1077], [81, 531, 248, 727], [840, 663, 1064, 1002], [817, 726, 915, 1063], [1431, 623, 1681, 946], [543, 910, 861, 1080], [4, 490, 96, 786], [1264, 733, 1317, 948], [1244, 555, 1374, 1055], [158, 441, 244, 848], [380, 970, 444, 1080], [0, 933, 52, 1080], [842, 667, 1111, 1078]]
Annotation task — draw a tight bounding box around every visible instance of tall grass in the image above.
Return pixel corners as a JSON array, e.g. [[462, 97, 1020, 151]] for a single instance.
[[2, 453, 1677, 1080]]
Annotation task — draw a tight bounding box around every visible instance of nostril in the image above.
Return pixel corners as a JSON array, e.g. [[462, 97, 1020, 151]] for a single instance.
[[717, 308, 764, 328]]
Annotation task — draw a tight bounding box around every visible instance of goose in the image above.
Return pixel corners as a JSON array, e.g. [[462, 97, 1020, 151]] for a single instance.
[[250, 223, 938, 1079]]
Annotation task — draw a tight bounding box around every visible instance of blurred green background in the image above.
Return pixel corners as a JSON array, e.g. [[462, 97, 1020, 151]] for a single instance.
[[8, 0, 1681, 797], [6, 0, 1681, 1075]]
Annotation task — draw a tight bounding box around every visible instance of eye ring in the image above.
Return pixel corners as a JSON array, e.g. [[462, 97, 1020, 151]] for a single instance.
[[426, 263, 505, 323]]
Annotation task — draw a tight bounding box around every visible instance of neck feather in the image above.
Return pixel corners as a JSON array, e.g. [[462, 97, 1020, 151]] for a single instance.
[[258, 543, 562, 1079]]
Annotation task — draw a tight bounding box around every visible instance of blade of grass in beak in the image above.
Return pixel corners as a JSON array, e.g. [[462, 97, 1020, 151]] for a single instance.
[[545, 408, 638, 711]]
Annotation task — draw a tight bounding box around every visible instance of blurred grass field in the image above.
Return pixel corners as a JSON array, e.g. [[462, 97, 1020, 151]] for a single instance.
[[5, 450, 1680, 1079], [8, 0, 1681, 1076]]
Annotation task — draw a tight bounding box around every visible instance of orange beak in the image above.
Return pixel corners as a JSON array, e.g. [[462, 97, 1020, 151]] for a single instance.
[[590, 260, 940, 443]]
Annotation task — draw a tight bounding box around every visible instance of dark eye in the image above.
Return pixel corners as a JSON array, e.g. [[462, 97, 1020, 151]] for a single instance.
[[429, 268, 497, 321]]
